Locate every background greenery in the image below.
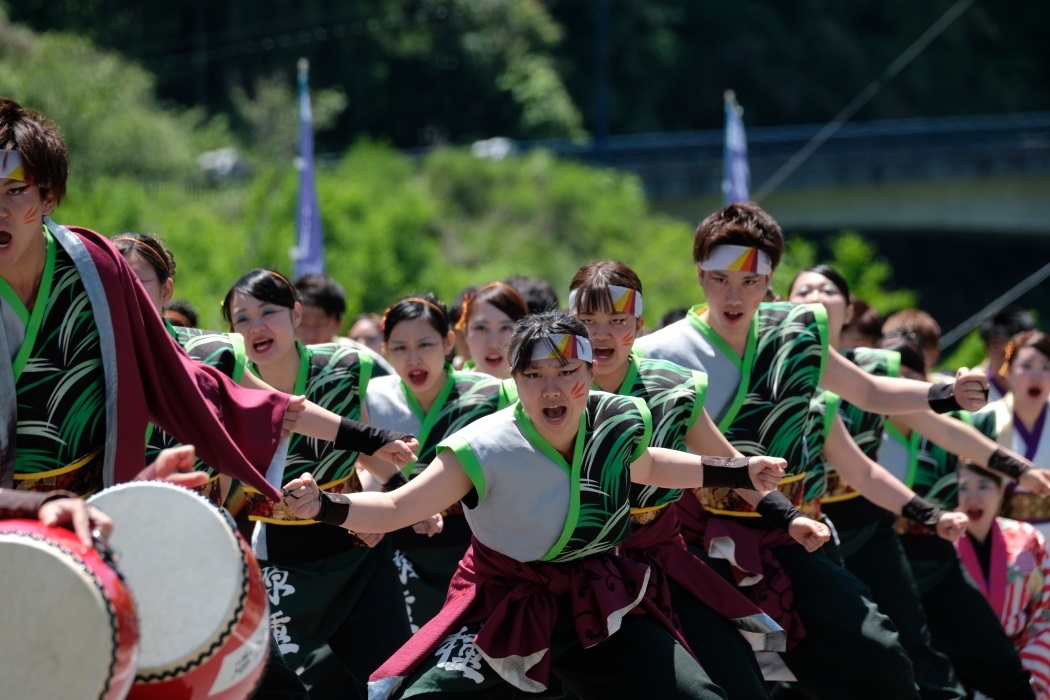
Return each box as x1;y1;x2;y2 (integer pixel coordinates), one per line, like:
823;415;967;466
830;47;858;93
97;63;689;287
2;4;1020;369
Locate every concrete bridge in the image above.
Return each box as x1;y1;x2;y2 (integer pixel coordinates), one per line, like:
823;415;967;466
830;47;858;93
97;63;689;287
507;112;1050;350
516;111;1050;236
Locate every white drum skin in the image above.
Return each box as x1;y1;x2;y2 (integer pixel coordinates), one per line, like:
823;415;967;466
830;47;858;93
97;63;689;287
0;519;140;700
89;482;270;700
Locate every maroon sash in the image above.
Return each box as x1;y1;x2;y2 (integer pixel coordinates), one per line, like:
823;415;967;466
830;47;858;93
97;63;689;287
369;537;678;692
673;496;807;649
623;503;786;652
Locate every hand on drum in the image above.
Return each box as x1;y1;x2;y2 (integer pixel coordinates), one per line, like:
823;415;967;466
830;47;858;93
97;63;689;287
282;472;323;520
748;456;787;493
135;444;209;488
38;498;113;547
376;437;420;469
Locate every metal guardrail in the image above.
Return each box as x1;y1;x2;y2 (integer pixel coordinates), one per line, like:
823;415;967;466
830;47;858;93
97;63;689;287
495;112;1050;197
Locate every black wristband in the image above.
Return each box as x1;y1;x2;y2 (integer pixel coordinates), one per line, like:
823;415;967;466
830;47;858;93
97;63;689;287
380;471;410;492
988;447;1032;480
314;491;351;526
755;491;804;529
700;456;754;489
901;495;943;527
927;383;962;414
334;417;404;455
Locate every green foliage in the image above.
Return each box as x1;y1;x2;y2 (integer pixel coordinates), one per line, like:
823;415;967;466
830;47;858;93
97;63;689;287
2;13;925;336
773;230;917;314
54;141;701;331
231;75;348;166
939;330;985;375
0;13;229;181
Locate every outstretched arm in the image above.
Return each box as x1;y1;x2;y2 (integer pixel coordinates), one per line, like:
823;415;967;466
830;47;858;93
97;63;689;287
631;447;785;493
824;415;968;542
279;397;419;469
684;409;829;550
821;352;988;415
896;411;1050;495
282;450;473;533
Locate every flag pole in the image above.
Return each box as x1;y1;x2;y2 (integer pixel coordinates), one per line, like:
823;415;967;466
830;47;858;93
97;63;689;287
722;90;750;205
292;57;324;279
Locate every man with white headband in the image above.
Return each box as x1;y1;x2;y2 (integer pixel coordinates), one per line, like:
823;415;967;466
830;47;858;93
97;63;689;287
283;310;792;699
0;96;380;700
637;201;991;700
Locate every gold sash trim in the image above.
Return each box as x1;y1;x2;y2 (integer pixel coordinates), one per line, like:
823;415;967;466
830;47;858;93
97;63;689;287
629;503;670;526
819;471;862;505
14;448;104;496
1002;489;1050;523
698;472;806;518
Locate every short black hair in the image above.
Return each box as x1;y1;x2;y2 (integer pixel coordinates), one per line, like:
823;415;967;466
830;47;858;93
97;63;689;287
294;274;347;319
979;307;1035;344
506;274;561;314
223;269;299;327
507;311;590;376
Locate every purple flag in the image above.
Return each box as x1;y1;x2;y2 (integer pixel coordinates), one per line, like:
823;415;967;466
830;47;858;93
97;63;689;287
722;90;750;204
292;58;324;278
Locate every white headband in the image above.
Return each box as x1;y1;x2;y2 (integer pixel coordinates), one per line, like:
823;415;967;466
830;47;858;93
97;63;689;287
700;245;772;274
567;285;643;317
514;333;593;365
1;150;25;181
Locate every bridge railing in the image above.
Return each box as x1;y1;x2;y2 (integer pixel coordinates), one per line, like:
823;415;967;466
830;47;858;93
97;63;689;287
502;112;1050;198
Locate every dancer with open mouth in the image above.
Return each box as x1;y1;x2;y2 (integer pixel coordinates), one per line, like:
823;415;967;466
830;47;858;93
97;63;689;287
635;201;990;700
284;310;789;700
956;460;1050;699
457;281;528;379
788;264;1050;700
357;293;517;632
567;259;830;699
223;268;421;699
974;331;1050;538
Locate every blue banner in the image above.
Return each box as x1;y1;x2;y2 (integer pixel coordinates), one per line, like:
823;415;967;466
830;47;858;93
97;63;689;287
292;58;324;278
722;90;750;204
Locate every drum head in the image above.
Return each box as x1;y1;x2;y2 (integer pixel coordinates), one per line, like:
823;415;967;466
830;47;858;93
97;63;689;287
88;482;246;679
0;528;125;699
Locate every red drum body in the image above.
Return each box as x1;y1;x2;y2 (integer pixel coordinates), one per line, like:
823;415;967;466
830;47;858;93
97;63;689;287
89;482;270;700
0;519;139;700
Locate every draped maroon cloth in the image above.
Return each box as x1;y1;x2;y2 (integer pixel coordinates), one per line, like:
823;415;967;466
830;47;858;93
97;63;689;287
623;504;786;652
369;537;681;695
71;226;286;500
674;494;807;649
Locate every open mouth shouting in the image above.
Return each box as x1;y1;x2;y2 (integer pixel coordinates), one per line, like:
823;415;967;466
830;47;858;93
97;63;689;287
407;369;429;387
541;404;569;426
592;346;615;364
723;310;745;324
1027;385;1046;400
484;353;504;369
251;336;275;356
964;507;985;523
0;229;11;249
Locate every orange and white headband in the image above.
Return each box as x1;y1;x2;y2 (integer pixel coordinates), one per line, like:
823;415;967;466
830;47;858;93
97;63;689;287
1;150;26;181
516;333;593;365
700;245;772;274
568;285;643;317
